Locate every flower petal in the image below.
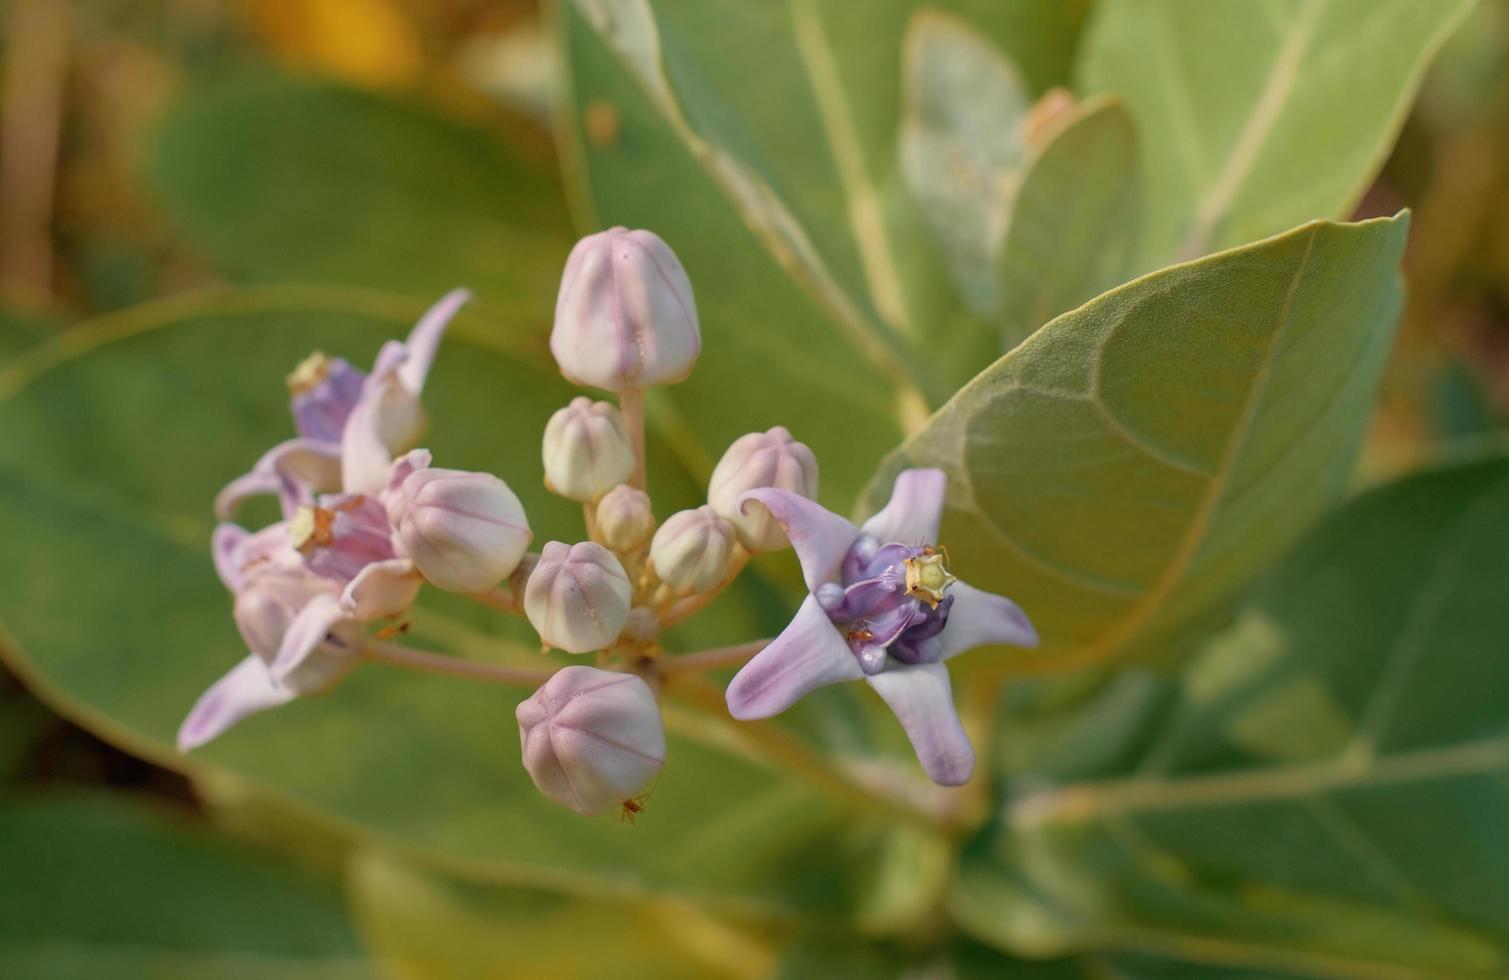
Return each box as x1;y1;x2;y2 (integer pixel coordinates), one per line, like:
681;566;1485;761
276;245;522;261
726;594;862;719
340;384;396;496
214;438;342;520
177;656;294;751
269;593;346;682
212;524;251;592
939;581;1038;659
341;558;421;621
397;288;470;393
865;662;974;786
860;468;946;546
738;489;858;591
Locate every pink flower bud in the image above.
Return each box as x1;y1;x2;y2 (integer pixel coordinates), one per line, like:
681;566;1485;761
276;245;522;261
517;666;666;816
649;506;735;596
707;426;819;551
390;467;532;593
551;227;701;392
595;484;655;552
542;397;635;502
523;541;632;653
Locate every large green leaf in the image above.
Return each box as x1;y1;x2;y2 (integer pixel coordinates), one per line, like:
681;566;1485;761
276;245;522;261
0;795;367;978
1079;0;1474;273
994;96;1138;351
557;0;1089;487
869;215;1408;674
146;74;572;317
347;850;724;979
0;290;900;919
954;454;1509;976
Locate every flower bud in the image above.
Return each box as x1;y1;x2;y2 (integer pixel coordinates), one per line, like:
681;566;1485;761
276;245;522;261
517;666;666;816
542;398;635;502
551;227;701;391
595;484;655;552
523;541;632;653
706;426;819;551
649;506;735;596
390;467;532;593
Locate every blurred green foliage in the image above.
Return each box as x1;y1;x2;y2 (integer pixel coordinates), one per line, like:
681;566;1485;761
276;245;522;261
2;0;1508;977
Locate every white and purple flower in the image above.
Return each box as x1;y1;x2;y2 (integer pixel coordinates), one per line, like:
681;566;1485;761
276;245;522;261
215;288;471;518
725;469;1037;786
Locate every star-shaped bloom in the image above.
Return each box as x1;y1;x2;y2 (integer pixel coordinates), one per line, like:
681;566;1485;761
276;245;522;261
180;493;422;751
214;288;471;519
725;469;1037;785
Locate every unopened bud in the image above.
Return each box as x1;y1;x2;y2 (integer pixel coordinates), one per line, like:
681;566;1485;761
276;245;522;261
542;397;635;502
517;666;666;816
706;426;818;551
551;227;701;392
523;541;632;653
596;485;655;552
649;506;735;595
390;466;532;593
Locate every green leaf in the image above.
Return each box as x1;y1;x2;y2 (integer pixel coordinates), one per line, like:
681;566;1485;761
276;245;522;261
558;0;1088;468
897;10;1031;319
1079;0;1474;273
0;289;900;918
955;454;1509;977
347;850;726;979
995;96;1139;351
0;794;367;978
868;215;1408;674
146;74;572;316
0;307;58;360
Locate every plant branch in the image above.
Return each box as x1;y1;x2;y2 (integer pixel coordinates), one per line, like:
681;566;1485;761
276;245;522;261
663;673;946;829
620;386;647;489
364;641;552;688
659;639;769;675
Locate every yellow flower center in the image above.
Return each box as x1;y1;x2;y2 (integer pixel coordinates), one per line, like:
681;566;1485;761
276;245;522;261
904;546;956;608
288;505;335;552
285;351;333;395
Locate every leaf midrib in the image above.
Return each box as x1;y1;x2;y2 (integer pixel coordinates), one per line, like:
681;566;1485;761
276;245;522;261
974;224;1324;673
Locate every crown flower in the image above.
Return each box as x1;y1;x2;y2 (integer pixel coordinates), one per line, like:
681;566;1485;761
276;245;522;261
725;469;1037;786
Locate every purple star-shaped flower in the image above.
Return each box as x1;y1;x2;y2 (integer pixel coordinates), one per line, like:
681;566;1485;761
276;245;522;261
726;468;1037;785
214;288;471;518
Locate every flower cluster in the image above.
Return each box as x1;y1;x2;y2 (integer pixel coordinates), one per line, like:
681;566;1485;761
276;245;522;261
181;226;1036;817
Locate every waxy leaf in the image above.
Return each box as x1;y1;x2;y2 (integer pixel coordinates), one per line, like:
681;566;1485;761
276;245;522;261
954;454;1509;977
995;97;1138;351
0;293;896;918
1080;0;1475;273
348;850;715;979
898;10;1031;318
0;796;366;978
559;0;1088;429
148;74;572;316
869;215;1408;673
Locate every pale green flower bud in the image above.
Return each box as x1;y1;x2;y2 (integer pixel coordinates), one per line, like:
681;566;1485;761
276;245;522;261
542;397;636;502
649;506;735;596
596;484;655;552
